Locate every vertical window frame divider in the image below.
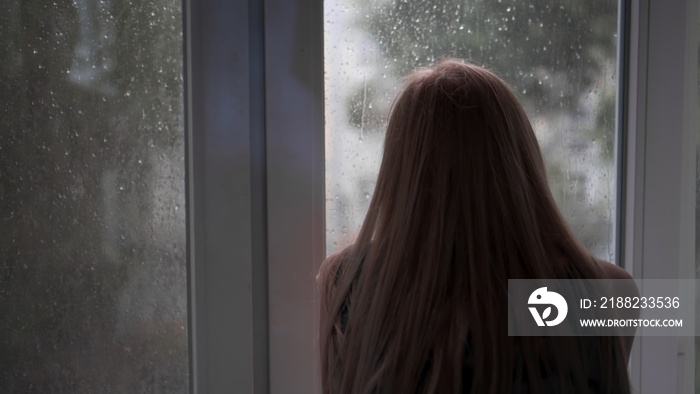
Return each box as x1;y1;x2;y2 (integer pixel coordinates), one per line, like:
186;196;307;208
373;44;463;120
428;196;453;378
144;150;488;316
264;0;325;393
185;0;270;392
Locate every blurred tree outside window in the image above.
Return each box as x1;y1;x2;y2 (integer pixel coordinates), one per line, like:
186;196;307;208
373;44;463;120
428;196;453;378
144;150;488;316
0;0;187;392
325;0;619;263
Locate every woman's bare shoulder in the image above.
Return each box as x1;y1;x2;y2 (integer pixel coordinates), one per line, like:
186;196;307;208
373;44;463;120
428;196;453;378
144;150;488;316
594;259;633;280
593;259;638;300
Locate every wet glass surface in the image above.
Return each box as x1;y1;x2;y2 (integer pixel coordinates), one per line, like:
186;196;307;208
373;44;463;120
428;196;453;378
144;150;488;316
325;0;619;262
0;1;187;391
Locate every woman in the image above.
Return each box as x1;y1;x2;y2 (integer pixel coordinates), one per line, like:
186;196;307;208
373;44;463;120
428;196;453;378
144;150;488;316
318;59;634;393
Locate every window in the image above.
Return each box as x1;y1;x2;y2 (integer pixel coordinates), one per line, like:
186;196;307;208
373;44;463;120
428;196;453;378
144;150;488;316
325;0;620;263
0;1;186;391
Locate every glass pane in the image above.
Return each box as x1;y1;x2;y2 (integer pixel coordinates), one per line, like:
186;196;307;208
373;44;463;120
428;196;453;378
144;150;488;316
324;0;619;262
0;1;187;392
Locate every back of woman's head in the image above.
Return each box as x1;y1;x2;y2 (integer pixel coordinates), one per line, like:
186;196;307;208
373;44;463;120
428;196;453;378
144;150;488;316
374;60;566;279
320;59;629;393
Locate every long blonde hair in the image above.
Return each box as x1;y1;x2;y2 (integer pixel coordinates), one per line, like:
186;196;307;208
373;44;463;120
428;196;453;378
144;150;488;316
319;59;629;393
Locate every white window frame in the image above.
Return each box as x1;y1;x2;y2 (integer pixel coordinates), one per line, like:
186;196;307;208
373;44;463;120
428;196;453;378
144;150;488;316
184;0;699;392
185;0;323;392
623;0;698;393
186;0;274;392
